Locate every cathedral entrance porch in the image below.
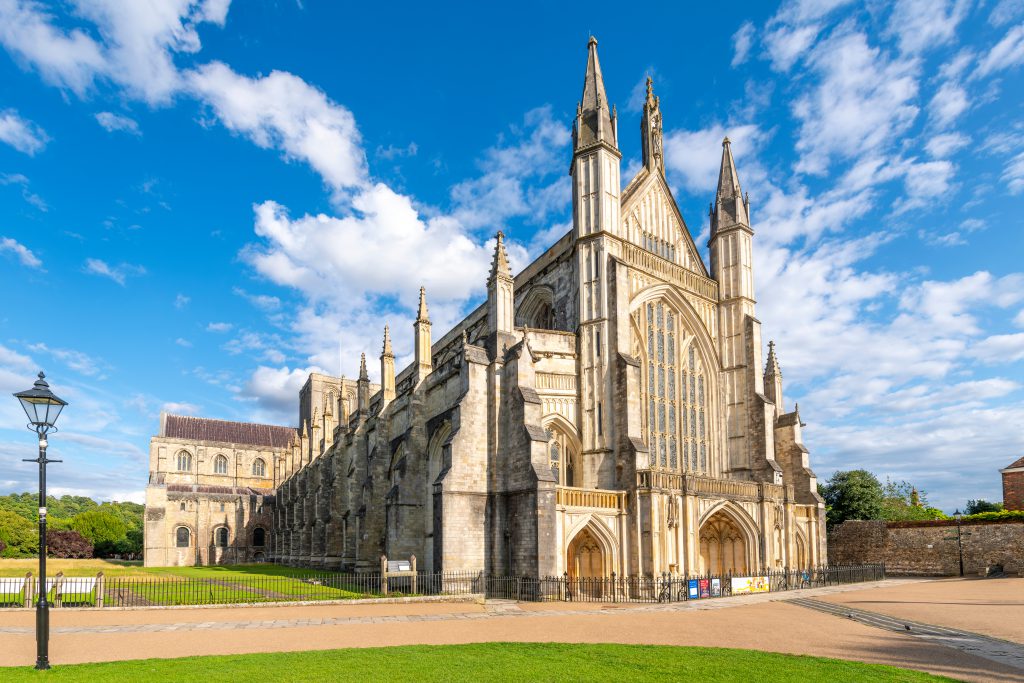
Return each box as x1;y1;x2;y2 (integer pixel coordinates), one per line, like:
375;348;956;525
698;507;755;575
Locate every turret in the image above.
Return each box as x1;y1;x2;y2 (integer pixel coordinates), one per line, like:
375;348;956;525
414;287;432;377
381;325;395;402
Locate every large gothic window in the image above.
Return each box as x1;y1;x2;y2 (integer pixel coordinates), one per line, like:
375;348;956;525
642;300;708;473
176;451;192;472
252;458;266;477
213;455;228;475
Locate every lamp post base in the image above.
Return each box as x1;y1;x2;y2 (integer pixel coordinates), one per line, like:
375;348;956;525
35;598;50;670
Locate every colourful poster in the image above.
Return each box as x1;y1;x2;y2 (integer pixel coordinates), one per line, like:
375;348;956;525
698;578;710;598
730;576;770;595
710;578;721;597
687;579;699;600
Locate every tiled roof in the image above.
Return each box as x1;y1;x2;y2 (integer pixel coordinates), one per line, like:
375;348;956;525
162;414;296;449
1005;455;1024;470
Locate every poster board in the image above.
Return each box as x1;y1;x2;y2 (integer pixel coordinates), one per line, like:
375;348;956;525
730;576;769;595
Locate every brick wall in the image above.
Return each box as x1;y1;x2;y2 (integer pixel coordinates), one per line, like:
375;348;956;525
1004;470;1024;511
829;519;1024;575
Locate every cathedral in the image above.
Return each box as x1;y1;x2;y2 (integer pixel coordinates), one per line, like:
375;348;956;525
145;37;827;577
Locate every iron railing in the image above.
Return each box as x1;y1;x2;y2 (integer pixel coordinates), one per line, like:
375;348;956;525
0;564;884;608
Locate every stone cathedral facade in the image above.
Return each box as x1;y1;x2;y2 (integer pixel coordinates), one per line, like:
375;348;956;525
146;38;827;575
267;38;827;578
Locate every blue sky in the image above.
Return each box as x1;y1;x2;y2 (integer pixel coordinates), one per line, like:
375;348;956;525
0;0;1022;512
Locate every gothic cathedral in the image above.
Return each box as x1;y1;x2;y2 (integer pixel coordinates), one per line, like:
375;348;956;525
145;38;827;576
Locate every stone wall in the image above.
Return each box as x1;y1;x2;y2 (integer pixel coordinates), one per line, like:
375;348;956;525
829;519;1024;575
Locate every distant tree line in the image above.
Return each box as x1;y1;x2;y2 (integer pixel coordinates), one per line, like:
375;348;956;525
0;493;143;560
820;470;1013;528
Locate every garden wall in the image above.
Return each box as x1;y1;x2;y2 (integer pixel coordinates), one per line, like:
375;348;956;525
828;518;1024;575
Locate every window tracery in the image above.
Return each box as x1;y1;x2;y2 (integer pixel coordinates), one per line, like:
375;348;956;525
252;458;266;477
176;451;192;472
213;454;228;475
641;300;709;473
546;428;578;487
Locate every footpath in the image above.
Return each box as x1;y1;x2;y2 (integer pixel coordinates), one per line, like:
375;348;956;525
0;577;1021;682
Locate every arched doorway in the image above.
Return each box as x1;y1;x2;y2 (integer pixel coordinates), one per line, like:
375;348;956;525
699;510;749;575
567;526;606;598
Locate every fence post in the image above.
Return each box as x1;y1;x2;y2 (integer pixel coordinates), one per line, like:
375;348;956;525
380;555;388;596
410;555;417;595
95;572;104;608
23;572;33;608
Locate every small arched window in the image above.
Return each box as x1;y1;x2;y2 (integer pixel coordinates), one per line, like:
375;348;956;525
179;502;186;512
213;454;228;474
252;527;266;547
252;458;266;477
175;527;190;547
215;527;229;547
176;451;192;472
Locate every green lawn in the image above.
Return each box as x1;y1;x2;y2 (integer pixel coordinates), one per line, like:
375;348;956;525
0;643;954;682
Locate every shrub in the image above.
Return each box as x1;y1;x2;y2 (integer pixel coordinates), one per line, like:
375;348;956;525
47;529;94;558
962;509;1024;522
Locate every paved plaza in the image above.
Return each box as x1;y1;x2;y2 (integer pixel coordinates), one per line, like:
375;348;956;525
0;577;1021;681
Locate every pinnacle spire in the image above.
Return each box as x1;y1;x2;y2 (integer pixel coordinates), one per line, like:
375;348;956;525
712;136;749;230
765;340;781;377
417;286;429;322
381;324;393;357
488;230;512;283
359;352;368;380
574;35;616;151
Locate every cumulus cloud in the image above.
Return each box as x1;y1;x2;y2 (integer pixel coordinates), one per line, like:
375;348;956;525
83;257;146;285
0;109;49;155
187;62;367;196
0;236;42;268
664;123;766;195
95;111;140;134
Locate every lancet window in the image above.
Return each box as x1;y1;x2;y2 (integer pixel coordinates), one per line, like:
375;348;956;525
642;300;708;472
546;428;578;487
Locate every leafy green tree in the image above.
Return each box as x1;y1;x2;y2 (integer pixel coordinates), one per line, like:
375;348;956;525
965;499;1003;515
820;470;884;527
880;479;946;521
71;509;127;557
0;509;38;557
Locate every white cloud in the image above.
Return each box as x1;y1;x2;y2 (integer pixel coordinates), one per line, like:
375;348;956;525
974;23;1024;78
83;257;145;285
925;132;970;158
792;30;919;175
244;365;316;423
0;236;42;268
0;109;49;155
174;293;190;308
95;111;140;134
990;0;1024;26
732;21;755;67
1003;151;1024;194
28;342;107;378
0;173;47;211
928;81;968;128
174;337;192;347
187;62;366;196
162;401;201;415
233;287;280;310
764;23;821;71
896;158;955;213
886;0;970;55
206;321;233;332
970;333;1024;363
664;123;766;195
1015;309;1024;327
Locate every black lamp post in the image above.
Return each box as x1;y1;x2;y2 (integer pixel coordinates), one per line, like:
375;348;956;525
13;372;67;671
953;509;965;578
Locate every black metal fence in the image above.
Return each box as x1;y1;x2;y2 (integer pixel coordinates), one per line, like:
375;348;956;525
0;564;883;608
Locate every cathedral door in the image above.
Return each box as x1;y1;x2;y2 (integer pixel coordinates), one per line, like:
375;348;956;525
567;527;605;597
698;511;748;575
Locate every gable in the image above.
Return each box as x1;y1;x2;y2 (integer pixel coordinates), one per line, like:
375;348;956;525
620;167;709;278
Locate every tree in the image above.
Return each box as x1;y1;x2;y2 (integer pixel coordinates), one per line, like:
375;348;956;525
880;479;946;521
821;470;884;527
71;509;127;557
0;509;38;557
965;499;1003;515
47;530;93;559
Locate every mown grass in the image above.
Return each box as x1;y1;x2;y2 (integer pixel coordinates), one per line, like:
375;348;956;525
0;643;954;682
0;561;337;580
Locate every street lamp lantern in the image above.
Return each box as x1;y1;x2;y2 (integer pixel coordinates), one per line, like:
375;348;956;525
953;509;962;522
14;372;66;434
13;371;67;671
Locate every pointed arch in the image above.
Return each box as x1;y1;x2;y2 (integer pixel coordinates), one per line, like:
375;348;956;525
564;514;619;577
517;285;557;330
698;501;761;574
542;414;582;488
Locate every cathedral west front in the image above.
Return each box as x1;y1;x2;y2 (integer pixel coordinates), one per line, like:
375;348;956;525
145;37;827;577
